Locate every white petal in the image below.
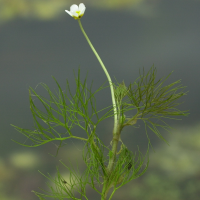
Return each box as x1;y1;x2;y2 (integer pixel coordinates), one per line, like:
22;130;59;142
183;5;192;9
70;4;78;12
65;10;72;16
79;9;85;16
79;3;86;15
79;3;86;11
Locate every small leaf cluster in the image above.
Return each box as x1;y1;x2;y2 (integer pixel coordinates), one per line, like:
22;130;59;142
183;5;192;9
32;136;149;200
11;69;114;148
127;66;188;118
33;162;89;200
114;66;189;144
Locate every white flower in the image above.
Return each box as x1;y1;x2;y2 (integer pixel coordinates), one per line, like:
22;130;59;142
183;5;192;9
65;3;86;20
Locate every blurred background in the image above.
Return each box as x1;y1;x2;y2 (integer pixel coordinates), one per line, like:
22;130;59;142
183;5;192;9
1;0;200;199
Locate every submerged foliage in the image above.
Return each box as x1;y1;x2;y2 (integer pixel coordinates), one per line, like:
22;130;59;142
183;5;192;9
12;66;188;199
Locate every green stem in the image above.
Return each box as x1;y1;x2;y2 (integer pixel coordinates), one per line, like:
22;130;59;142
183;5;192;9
77;19;118;132
78;19;122;199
